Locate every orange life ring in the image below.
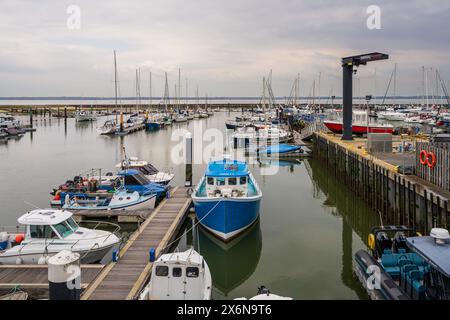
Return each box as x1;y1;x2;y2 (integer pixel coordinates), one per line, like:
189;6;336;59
419;150;427;165
427;152;436;168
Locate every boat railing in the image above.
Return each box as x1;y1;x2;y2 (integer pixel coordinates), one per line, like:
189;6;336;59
77;220;121;244
248;172;262;196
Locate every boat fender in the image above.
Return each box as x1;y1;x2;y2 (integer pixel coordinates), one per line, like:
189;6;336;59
149;248;156;262
15;257;23;265
15;234;24;244
38;256;47;265
368;233;375;250
112;249;120;262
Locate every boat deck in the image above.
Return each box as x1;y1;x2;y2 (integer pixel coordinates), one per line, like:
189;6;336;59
73;209;154;223
81;186;192;300
0;264;103;299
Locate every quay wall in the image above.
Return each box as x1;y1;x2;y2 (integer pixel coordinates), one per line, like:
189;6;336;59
313;133;450;235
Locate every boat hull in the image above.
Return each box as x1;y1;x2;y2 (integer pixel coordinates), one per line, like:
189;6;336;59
64;194;156;210
0;242;116;265
145;122;161;131
193;197;261;241
324;121;394;134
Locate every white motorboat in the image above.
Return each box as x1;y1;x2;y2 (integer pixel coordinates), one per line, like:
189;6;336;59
116;156;174;185
97;119;117;135
62;189;157;210
0;114;20;128
139;248;212;300
75;110;97;122
0;209;120;264
174;114;188;122
235;286;292;300
377;111;407;121
404;116;424;124
231;125;291;148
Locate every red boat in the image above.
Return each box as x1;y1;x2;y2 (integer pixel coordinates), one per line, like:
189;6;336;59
324;110;394;135
323;120;394;134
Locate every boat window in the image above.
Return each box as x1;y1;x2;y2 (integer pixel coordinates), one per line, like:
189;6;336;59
186;267;199;278
155;266;169;277
240;176;247;185
228;178;237;186
216;178;225;186
66;217;79;232
135;172;151;184
172;267;182;277
207;177;214;185
53;221;74;238
124;175;140;185
29;225;58;239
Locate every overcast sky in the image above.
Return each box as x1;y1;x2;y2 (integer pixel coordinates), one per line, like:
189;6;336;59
0;0;449;98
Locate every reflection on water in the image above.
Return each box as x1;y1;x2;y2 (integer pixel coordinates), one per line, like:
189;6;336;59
177;220;262;297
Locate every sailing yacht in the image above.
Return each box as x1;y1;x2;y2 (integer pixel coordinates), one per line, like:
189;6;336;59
98;51;120;135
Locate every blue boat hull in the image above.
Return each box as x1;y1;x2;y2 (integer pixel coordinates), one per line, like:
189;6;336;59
145;122;160;131
193;197;261;241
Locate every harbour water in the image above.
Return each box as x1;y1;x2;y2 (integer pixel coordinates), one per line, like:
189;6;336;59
0;111;380;299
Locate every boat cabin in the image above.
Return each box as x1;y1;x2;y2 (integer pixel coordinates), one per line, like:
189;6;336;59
203;159;251;198
18;210;80;241
149;249;210;300
406;230;450;300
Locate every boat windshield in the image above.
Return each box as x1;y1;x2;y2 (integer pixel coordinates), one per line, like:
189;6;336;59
66;217;79;232
139;164;159;175
53;221;74;238
124;173;151;186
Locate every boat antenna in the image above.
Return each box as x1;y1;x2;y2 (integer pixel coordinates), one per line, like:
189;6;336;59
24;201;43;210
378;210;384;228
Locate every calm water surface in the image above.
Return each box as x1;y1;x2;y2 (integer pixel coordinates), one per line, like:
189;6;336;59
0;112;380;299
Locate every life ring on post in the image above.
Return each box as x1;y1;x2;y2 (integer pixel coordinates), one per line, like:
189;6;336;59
419;150;427;165
426;152;436;168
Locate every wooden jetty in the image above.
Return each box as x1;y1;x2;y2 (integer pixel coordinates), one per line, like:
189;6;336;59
81;186;192;300
0;264;104;299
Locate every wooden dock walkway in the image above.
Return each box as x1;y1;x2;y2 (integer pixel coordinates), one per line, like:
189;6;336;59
81;186;192;300
0;264;103;298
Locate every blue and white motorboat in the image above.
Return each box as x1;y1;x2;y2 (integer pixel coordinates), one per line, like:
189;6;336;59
116;169;168;196
116;157;174;185
62;189;157;210
192;158;262;241
258;144;311;157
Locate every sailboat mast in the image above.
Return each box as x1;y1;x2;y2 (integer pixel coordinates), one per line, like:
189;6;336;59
178;68;181;110
262;77;267;125
114;51;118;109
393;63;397;107
164;72;169;113
149;71;152;108
422;66;425;106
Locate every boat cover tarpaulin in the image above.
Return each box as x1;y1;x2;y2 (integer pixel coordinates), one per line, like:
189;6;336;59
407;236;450;277
205;159;248;177
259;144;301;154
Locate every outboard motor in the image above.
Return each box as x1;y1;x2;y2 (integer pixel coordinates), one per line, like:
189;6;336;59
376;232;393;257
393;232;408;253
257;286;270;296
